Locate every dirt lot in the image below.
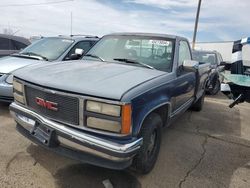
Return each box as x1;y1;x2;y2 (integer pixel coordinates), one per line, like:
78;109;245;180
0;94;250;188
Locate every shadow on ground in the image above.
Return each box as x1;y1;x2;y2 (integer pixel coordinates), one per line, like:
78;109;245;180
27;144;141;188
0;102;10;117
172;94;242;137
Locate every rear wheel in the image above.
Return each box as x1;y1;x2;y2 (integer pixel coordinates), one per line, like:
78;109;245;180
207;78;220;95
132;113;162;174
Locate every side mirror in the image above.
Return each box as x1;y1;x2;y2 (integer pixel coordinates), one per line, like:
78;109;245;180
69;54;80;60
75;48;84;56
183;60;199;70
68;48;84;60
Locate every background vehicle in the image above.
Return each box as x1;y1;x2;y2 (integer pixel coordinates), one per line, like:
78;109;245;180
221;37;250;107
0;34;30;58
10;33;210;174
0;35;99;102
192;50;225;95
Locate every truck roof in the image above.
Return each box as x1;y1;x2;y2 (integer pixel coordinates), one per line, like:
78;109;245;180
56;35;99;41
104;32;183;40
193;49;220;54
192;50;220;54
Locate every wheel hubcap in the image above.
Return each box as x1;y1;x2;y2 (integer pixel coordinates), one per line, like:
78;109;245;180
147;130;156;156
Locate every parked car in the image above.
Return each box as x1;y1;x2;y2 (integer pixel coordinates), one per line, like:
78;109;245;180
0;35;99;102
10;33;210;174
192;50;225;95
0;34;30;58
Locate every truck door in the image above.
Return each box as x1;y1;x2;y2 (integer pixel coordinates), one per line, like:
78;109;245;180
173;40;196;111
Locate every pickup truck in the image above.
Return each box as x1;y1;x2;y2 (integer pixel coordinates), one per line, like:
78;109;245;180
192;50;225;95
10;33;210;174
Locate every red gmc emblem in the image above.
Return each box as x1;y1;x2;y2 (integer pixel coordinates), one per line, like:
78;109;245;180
35;97;58;111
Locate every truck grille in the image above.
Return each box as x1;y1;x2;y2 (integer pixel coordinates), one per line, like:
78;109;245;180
25;85;79;125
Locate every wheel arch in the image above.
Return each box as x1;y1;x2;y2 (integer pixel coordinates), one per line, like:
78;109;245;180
135;102;171;136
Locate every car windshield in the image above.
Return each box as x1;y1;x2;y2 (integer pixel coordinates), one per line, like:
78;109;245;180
20;37;74;61
193;51;217;65
83;35;175;72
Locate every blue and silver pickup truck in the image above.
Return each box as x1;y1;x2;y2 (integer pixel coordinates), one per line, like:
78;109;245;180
10;33;210;174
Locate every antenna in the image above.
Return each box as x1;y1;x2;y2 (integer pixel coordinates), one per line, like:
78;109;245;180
70;11;72;36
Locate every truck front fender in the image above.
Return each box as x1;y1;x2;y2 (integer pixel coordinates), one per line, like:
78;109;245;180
131;94;171;136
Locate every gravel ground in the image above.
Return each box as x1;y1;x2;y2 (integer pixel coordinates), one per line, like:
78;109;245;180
0;94;250;188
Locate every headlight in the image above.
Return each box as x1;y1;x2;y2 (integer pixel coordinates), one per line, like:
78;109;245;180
13;79;25;104
13;92;25;104
86;100;121;117
5;74;14;84
85;100;131;134
13;79;23;93
87;117;121;132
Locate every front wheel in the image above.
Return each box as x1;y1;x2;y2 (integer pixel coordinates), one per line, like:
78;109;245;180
132;113;162;174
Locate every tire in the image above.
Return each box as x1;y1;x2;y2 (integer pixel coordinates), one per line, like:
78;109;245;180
207;78;220;95
191;93;205;111
132;113;162;174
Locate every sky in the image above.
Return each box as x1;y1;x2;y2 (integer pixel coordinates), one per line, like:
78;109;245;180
0;0;249;42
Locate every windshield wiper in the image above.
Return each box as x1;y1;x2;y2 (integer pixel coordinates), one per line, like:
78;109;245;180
10;53;40;60
85;54;105;62
113;58;155;69
21;52;48;61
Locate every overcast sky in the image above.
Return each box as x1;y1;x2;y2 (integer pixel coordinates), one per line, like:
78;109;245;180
0;0;249;42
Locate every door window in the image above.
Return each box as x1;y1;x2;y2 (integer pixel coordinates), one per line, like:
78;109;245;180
66;41;93;59
217;53;223;64
178;41;191;66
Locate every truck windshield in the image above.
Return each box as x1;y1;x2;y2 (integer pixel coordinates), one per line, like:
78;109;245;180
20;38;74;61
193;52;217;65
84;35;174;72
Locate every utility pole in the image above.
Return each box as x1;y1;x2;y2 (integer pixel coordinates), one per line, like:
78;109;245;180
192;0;202;49
70;11;73;36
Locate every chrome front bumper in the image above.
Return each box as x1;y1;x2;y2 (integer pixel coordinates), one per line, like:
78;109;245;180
10;102;143;169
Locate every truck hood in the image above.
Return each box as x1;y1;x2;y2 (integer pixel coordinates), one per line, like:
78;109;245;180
0;56;41;74
13;60;165;100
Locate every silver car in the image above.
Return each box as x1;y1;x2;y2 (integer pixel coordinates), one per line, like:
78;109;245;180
0;35;98;102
